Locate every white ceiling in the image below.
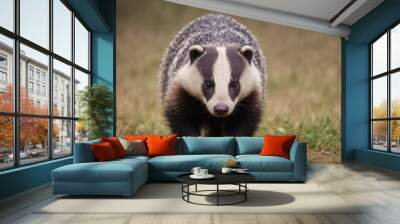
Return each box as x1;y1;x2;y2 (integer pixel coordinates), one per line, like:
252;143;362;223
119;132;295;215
164;0;384;38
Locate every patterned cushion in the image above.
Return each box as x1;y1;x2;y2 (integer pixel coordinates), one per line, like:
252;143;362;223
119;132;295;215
119;138;147;156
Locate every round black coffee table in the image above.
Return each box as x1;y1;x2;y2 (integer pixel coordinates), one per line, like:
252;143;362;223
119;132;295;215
177;173;255;206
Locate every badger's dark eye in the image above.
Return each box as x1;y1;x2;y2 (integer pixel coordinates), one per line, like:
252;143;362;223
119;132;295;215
229;81;239;88
204;80;214;88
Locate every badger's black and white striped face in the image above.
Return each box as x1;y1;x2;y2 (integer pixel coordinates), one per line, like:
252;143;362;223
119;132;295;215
175;45;263;117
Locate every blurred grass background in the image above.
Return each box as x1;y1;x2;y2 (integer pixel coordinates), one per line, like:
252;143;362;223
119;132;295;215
116;0;341;163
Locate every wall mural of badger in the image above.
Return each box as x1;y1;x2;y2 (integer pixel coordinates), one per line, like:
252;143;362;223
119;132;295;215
160;14;266;137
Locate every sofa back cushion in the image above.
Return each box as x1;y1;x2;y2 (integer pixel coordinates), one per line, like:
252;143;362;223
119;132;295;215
91;142;118;161
101;137;127;158
119;138;147;156
73;139;100;163
124;135;148;141
236;137;264;155
147;134;178;157
260;135;296;159
180;137;235;155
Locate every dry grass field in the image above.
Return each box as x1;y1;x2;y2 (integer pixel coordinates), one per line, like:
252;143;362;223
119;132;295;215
116;0;341;163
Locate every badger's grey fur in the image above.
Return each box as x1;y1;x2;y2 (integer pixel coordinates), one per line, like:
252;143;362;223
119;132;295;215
159;14;266;137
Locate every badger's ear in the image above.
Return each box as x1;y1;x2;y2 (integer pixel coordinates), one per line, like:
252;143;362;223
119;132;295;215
189;45;205;64
239;45;253;64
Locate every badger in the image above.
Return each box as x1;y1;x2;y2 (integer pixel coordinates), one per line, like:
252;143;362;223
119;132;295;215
159;14;266;137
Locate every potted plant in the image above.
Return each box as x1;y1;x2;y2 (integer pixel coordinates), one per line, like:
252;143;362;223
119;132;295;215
79;84;113;140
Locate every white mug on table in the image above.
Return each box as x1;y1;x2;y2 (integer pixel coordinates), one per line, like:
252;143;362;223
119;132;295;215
221;167;232;173
191;167;202;176
200;168;208;176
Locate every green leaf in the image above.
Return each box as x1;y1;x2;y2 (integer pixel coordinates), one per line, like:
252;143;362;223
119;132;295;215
79;84;113;140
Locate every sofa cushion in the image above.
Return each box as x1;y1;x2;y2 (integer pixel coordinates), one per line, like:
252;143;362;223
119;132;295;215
180;137;235;155
73;140;100;163
147;134;177;157
236;137;264;155
124;135;148;142
116;155;150;163
236;155;293;172
260;135;296;159
91;142;118;161
101;137;127;158
119;138;147;156
53;158;147;183
149;154;235;172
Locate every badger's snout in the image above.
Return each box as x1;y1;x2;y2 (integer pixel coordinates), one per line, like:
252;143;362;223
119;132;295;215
213;103;229;116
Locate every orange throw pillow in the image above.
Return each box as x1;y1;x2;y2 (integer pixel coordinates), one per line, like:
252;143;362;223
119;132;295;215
146;134;177;157
101;137;127;158
124;135;148;141
260;135;296;159
91;142;117;161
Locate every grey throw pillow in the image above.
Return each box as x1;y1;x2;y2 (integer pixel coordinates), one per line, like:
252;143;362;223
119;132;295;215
119;138;147;156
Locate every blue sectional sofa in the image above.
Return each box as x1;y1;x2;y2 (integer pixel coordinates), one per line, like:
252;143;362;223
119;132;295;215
52;137;307;196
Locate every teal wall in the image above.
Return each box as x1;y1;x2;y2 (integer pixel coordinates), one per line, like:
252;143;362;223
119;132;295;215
0;0;116;200
0;158;72;199
69;0;116;134
91;0;116;135
341;42;369;160
92;32;116;135
342;0;400;171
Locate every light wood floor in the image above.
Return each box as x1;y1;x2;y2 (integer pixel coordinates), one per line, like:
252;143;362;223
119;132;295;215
1;162;400;224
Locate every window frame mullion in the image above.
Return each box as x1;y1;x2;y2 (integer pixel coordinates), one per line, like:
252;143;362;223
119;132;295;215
48;0;54;160
13;0;20;167
387;29;391;153
71;9;76;159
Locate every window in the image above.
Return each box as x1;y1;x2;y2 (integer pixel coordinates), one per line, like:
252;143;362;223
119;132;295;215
0;116;13;170
0;54;7;87
53;119;72;158
28;67;34;80
53;59;72;117
35;84;40;95
0;0;91;170
0;34;13;112
20;0;49;48
371;23;400;153
0;54;7;67
28;81;34;94
42;85;46;97
53;0;72;60
0;71;6;85
0;0;13;32
74;69;89;118
75;18;90;70
19;117;49;165
35;70;40;81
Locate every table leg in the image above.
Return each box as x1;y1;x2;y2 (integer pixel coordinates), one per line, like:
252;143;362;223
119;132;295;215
187;184;190;202
245;183;247;201
217;184;219;206
195;184;197;192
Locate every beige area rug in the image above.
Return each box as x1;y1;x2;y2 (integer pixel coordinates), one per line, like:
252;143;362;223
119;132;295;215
38;183;362;214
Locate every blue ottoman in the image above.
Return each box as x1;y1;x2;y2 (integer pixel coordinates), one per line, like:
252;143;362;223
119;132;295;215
52;157;148;196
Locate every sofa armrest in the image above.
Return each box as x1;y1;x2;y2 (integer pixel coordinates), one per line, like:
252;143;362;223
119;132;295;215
73;140;99;163
289;142;307;182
